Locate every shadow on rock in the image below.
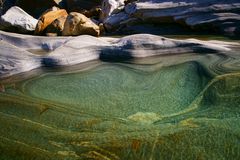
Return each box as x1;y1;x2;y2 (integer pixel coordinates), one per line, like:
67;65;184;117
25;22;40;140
100;46;134;62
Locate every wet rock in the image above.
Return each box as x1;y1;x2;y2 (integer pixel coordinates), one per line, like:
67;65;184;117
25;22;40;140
62;12;100;36
34;8;68;35
0;6;38;33
15;0;63;18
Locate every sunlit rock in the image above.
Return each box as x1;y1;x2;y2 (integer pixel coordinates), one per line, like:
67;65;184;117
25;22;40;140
0;6;38;33
34;7;68;35
62;12;100;36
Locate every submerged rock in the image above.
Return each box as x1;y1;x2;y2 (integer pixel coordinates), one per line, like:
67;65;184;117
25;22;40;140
62;12;100;36
127;112;162;124
0;6;38;33
34;8;68;36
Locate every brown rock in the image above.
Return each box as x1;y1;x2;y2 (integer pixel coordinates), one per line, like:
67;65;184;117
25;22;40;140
35;8;68;35
45;15;67;36
15;0;63;18
62;12;100;36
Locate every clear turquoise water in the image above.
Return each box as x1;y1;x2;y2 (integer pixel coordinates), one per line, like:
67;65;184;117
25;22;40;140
0;38;240;159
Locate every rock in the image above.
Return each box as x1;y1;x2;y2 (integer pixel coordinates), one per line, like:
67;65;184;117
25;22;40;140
104;0;240;36
127;112;162;124
66;0;101;12
100;0;125;22
45;15;67;36
0;6;38;33
103;11;129;31
62;12;100;36
1;30;238;78
15;0;63;18
0;40;41;77
34;8;68;35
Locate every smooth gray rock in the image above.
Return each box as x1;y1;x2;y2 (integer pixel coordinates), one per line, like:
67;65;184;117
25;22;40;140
0;6;38;33
104;0;240;35
0;40;41;77
0;30;238;78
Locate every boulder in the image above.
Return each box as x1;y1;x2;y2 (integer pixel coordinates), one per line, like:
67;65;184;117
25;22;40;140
45;15;68;36
62;12;100;36
100;0;125;22
133;0;240;34
34;8;68;35
104;0;240;36
103;11;129;31
0;6;38;33
66;0;101;12
15;0;64;18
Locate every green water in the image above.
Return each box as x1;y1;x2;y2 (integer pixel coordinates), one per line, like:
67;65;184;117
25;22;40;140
0;40;240;159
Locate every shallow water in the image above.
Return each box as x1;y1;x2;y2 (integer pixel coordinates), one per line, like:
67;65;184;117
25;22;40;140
0;37;240;159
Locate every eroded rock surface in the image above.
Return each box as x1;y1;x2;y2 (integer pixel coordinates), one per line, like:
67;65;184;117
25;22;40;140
0;30;239;78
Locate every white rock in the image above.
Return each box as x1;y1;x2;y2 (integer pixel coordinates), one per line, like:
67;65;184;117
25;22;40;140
0;6;38;33
100;0;125;22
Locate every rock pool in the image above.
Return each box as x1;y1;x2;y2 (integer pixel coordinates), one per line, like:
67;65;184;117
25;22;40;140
0;34;240;159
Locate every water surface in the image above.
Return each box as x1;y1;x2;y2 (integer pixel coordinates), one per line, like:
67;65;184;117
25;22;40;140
0;37;240;160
